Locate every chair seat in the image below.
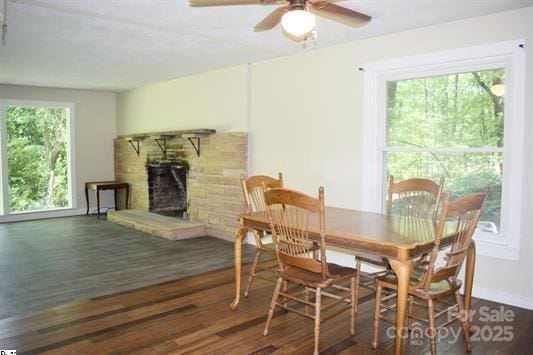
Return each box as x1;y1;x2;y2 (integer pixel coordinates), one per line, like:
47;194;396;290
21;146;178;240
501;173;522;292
356;252;390;268
279;263;355;288
375;272;462;299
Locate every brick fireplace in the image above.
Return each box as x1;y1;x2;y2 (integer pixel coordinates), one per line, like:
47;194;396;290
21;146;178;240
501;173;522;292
114;131;247;241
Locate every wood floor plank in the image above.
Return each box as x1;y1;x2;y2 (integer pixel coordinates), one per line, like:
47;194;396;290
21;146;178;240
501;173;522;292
0;265;530;354
17;304;197;354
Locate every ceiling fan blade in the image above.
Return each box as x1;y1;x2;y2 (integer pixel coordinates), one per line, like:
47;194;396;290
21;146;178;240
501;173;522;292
309;2;371;28
189;0;273;7
254;6;287;31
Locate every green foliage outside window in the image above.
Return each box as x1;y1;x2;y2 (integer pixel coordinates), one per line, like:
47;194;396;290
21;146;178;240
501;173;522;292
386;69;505;233
6;106;69;212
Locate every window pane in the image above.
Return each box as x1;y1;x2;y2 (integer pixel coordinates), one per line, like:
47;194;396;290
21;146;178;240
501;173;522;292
385;152;502;234
387;69;505;148
6;106;70;213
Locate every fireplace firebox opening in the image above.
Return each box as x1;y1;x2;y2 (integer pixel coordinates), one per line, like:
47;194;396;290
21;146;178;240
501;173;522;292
147;163;188;218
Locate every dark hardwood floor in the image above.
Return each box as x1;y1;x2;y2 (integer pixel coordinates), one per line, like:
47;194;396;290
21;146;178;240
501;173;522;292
0;265;530;354
1;216;530;353
0;215;255;319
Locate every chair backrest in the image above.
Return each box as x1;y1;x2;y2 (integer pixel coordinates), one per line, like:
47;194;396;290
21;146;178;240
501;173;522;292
387;176;445;220
419;189;488;291
264;187;328;279
240;173;284;213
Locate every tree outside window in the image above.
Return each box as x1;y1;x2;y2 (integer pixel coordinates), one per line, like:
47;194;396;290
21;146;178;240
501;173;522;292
5;105;70;213
385;69;505;234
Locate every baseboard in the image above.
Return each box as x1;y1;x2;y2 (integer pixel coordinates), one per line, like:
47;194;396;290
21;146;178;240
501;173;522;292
245;237;383;274
206;227;234;242
0;208;87;223
245;232;255;245
245;231;272;245
245;236;533;310
333;248;533;310
472;286;533;310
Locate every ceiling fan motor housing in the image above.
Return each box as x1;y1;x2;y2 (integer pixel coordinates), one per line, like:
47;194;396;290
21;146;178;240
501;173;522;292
288;0;307;11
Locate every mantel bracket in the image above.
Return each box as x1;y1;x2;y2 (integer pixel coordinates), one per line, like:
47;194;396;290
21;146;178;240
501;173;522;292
154;138;167;159
188;137;201;157
128;139;140;156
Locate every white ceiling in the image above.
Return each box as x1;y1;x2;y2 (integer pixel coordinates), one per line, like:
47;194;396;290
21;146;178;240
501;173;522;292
0;0;531;92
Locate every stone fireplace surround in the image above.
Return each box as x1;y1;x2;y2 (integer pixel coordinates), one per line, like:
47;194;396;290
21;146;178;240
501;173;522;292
114;131;247;241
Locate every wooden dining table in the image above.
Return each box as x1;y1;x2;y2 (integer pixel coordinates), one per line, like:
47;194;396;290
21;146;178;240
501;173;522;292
231;206;476;355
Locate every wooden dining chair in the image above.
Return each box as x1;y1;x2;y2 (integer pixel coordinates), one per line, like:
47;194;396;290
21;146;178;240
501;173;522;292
386;176;446;220
240;173;284;297
262;187;358;355
355;176;445;288
372;190;488;355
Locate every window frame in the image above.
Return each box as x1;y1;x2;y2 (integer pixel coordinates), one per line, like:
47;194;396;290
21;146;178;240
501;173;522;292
0;99;77;216
362;40;525;261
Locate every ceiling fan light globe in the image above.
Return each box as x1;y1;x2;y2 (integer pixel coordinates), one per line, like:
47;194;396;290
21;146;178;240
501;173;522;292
281;9;316;37
281;28;306;42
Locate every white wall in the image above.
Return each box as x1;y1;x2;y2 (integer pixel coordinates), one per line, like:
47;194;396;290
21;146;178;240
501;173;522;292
0;84;117;215
116;65;249;134
249;8;533;307
116;7;533;307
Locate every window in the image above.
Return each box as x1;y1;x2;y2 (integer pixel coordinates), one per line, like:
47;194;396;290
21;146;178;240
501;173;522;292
362;40;525;260
0;100;75;216
386;68;504;233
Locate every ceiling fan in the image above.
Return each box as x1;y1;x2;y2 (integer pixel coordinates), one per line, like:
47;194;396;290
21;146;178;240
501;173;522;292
189;0;371;41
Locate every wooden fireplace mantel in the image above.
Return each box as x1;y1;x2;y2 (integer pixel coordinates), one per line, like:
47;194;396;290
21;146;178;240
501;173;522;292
117;128;216;141
117;129;216;157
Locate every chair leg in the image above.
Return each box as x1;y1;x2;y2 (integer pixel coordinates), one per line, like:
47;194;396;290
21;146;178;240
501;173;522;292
372;284;382;349
304;287;310;316
350;275;358;336
282;281;288;309
355;259;362;289
408;296;414;332
244;249;262;297
351;259;361;336
355;260;361;302
263;277;283;336
314;287;322;355
427;299;437;355
455;291;472;352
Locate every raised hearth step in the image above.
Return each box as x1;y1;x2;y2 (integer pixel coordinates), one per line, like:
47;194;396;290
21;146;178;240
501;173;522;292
108;209;206;240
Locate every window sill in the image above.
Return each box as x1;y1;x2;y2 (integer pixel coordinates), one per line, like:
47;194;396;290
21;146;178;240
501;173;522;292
0;208;86;223
474;237;520;261
8;206;73;215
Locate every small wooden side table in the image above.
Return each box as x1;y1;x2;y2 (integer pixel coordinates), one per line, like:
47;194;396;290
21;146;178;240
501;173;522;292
85;181;130;219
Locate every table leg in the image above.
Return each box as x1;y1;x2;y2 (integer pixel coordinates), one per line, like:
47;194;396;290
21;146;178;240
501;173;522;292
389;259;414;355
230;224;247;310
464;240;476;327
125;186;129;210
96;189;101;219
114;189;118;211
85;185;89;215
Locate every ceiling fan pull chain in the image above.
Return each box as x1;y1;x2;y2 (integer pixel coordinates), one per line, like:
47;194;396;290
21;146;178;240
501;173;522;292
311;29;318;42
301;29;317;49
